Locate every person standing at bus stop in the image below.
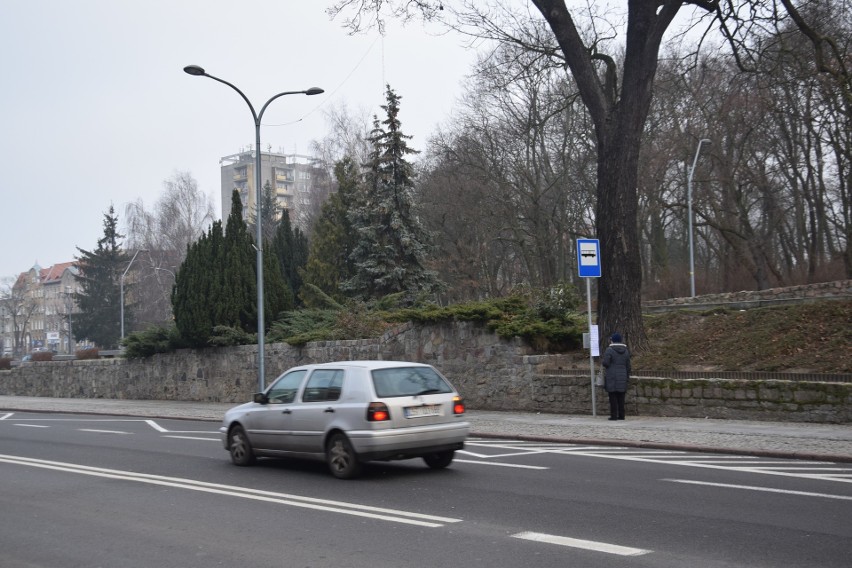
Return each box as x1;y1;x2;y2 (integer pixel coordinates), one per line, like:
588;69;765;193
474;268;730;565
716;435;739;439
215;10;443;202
602;332;631;420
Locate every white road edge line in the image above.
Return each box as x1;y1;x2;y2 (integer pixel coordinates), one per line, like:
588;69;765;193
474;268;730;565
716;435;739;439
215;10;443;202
664;479;852;501
512;531;651;556
78;429;132;434
13;424;50;428
0;454;462;527
162;435;220;441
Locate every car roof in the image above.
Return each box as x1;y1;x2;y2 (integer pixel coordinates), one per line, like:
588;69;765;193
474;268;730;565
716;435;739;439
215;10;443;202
296;360;432;371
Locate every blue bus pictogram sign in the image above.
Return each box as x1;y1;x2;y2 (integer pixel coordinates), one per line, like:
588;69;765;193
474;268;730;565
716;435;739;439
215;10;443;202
577;239;601;278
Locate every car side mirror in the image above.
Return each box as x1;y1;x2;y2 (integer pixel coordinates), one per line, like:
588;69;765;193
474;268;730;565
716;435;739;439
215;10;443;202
253;392;269;405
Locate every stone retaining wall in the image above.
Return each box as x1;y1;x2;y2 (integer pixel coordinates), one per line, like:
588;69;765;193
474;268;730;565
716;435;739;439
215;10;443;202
643;279;852;311
1;320;849;423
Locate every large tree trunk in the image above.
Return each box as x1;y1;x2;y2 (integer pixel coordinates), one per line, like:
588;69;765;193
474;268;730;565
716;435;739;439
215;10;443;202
597;125;647;348
533;0;681;351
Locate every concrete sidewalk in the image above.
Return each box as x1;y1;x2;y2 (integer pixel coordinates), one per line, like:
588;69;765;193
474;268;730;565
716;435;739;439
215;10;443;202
1;396;850;462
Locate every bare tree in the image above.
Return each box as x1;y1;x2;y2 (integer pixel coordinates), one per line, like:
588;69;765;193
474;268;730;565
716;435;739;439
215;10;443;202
125;171;216;257
329;0;732;348
123;171;215;329
303;102;374;235
419;39;597;299
0;275;38;356
716;0;851;277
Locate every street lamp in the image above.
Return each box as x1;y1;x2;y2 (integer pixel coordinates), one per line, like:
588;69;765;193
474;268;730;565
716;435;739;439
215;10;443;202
687;138;711;298
183;64;323;391
120;249;147;342
64;285;74;354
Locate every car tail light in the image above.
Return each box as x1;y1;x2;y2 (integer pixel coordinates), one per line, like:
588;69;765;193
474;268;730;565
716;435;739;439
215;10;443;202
367;402;390;422
452;396;465;415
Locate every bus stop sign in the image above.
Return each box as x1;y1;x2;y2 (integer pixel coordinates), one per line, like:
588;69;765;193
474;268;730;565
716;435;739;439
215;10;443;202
577;239;601;278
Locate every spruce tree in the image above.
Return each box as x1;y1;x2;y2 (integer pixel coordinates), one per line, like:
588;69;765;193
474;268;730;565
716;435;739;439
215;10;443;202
173;190;292;346
173;221;225;346
301;157;360;305
272;209;308;306
249;180;280;244
262;245;293;321
222;190;256;330
74;206;130;349
343;86;441;302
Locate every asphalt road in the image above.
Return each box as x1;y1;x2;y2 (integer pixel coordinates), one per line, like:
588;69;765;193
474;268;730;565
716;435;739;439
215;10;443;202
1;412;851;568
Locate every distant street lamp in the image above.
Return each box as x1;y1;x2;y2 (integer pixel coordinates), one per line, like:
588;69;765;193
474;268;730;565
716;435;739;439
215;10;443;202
687;139;711;298
183;64;323;391
64;285;74;354
120;249;147;342
154;267;175;278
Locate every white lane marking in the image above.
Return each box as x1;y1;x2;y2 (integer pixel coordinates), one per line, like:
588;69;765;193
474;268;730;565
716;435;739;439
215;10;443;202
460;446;551;459
0;454;462;527
676;460;836;465
561;450;852;484
162;435;220;442
733;467;852;471
2;418;150;423
454;459;548;470
145;420;168;432
665;479;852;501
0;416;217;436
78;429;132;434
512;531;651;556
13;424;50;428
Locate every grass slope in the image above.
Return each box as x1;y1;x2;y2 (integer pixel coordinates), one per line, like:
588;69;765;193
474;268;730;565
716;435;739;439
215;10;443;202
633;300;851;373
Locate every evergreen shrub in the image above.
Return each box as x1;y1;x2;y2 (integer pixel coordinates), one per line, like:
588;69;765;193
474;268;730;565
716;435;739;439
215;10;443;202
122;326;182;358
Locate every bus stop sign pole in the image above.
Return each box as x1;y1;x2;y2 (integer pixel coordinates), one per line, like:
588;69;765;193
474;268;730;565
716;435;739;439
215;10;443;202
577;239;601;416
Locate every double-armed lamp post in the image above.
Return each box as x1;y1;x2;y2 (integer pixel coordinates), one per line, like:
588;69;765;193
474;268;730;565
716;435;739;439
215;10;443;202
687;138;711;298
120;248;147;341
183;65;323;392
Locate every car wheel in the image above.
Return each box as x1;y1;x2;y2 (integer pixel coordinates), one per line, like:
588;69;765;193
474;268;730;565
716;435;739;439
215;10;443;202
423;450;455;469
228;425;256;466
326;433;362;479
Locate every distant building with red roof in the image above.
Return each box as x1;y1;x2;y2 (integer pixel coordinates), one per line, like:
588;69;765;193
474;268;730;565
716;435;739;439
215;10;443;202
1;261;80;356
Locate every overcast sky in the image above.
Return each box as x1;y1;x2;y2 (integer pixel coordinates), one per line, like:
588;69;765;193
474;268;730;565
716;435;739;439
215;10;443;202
0;0;481;281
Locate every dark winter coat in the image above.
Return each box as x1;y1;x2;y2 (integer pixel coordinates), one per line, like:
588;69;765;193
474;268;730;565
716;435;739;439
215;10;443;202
602;343;631;393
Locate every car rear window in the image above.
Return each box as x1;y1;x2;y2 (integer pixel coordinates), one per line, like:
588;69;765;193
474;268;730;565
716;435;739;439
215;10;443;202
371;367;454;398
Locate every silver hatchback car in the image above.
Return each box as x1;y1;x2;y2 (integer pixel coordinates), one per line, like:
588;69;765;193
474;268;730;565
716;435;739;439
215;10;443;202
220;360;470;478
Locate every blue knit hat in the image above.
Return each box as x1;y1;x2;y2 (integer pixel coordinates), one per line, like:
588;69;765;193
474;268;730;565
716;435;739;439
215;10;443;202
611;332;622;343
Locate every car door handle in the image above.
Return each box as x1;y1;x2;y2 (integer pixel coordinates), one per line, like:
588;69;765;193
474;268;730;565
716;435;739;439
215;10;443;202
324;407;335;413
281;409;292;414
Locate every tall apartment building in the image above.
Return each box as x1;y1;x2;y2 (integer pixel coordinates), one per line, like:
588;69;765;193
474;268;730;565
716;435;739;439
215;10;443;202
219;148;322;229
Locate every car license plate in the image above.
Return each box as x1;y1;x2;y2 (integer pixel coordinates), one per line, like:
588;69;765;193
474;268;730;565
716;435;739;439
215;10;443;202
404;404;441;418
